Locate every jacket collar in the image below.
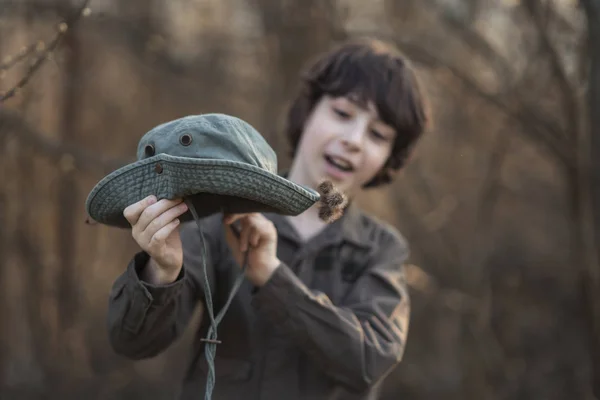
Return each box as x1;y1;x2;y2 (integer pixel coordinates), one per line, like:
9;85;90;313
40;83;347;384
338;201;370;249
266;200;370;251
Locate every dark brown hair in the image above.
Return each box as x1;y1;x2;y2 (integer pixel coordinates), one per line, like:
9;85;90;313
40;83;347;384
285;38;430;187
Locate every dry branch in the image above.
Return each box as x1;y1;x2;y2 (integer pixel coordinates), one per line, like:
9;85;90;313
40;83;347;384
0;44;37;71
522;0;579;136
347;30;574;169
0;0;91;102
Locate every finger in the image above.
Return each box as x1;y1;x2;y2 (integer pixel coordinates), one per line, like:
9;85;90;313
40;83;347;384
229;220;242;239
223;213;251;225
239;217;252;253
150;218;181;245
124;195;157;226
247;214;276;241
137;198;184;232
249;226;261;248
143;201;188;239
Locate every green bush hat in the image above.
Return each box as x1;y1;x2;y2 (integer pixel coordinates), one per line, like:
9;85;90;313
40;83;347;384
85;113;322;228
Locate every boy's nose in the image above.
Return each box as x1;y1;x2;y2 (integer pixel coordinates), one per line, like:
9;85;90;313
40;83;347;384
341;125;365;152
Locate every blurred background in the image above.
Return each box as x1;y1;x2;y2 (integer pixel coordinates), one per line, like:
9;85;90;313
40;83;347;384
1;0;599;399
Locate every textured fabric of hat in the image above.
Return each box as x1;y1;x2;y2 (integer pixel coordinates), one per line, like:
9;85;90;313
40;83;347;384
85;113;320;228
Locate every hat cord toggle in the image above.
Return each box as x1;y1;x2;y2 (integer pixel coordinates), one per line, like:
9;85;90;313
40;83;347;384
184;199;248;400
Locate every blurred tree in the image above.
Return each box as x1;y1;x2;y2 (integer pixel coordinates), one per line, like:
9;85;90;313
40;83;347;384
251;0;344;158
377;0;594;398
580;0;600;397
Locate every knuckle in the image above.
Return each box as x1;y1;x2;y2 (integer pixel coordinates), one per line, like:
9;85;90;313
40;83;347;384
153;231;165;243
146;232;157;245
123;207;134;221
137;233;149;247
140;205;154;219
136;211;148;225
148;234;161;247
260;219;273;230
132;227;143;240
147;219;160;234
168;205;182;218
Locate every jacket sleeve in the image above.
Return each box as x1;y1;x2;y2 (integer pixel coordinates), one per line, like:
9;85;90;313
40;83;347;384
251;229;410;393
106;220;218;360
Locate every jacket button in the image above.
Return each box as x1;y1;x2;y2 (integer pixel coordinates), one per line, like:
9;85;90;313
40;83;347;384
155;163;163;174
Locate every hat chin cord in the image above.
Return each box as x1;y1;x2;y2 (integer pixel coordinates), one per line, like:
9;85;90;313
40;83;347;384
184;198;248;400
182;181;346;399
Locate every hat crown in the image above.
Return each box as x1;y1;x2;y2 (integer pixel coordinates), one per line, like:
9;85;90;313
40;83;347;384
136;114;278;173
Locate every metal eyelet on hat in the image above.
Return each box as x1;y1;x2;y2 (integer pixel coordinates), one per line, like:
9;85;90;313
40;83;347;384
179;134;192;146
144;144;155;157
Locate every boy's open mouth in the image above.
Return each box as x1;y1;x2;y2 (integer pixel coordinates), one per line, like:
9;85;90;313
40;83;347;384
324;155;354;172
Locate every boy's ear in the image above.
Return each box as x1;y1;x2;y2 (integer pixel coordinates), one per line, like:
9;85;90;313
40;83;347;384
405;147;417;165
363;167;392;188
386;167;402;181
389;148;417;180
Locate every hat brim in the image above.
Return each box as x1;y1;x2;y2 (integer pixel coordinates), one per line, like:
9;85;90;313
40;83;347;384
85;154;320;228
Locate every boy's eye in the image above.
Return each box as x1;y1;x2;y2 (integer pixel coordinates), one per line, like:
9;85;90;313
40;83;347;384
371;129;389;141
333;108;351;119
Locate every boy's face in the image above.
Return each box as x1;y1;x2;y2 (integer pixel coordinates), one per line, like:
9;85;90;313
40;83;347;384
293;95;396;196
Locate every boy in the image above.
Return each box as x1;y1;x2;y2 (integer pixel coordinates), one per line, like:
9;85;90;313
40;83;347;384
107;38;429;399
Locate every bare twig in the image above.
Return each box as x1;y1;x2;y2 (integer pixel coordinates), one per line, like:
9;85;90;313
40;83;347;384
522;0;579;138
430;55;570;167
420;0;513;83
345;30;573;168
0;0;74;16
0;44;37;70
0;0;91;102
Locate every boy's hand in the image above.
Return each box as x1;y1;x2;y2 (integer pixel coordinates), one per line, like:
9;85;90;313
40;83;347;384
123;195;188;284
223;213;281;287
